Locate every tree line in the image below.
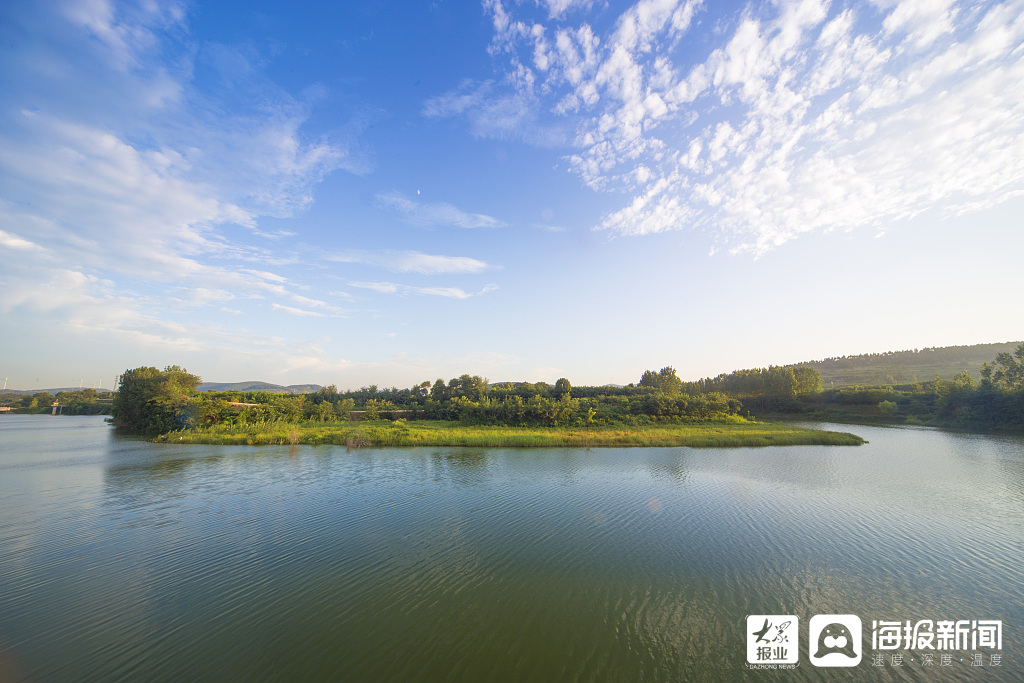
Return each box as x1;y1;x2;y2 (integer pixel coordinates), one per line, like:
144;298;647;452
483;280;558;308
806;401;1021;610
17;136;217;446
0;388;114;415
795;344;1024;431
628;351;1023;431
106;344;1024;434
110;368;744;433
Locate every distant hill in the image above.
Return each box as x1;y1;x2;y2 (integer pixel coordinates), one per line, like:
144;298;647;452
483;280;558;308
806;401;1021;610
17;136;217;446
788;341;1021;388
198;381;321;395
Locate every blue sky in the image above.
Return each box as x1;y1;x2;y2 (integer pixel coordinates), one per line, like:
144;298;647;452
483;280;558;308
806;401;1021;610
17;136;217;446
1;0;1022;391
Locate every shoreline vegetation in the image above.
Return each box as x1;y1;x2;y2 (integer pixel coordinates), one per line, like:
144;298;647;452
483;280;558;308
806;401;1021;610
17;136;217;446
166;419;867;449
108;365;870;448
24;342;1013;447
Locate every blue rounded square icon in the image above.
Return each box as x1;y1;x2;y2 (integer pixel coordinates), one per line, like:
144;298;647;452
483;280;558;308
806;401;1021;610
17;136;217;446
746;615;799;664
809;614;862;667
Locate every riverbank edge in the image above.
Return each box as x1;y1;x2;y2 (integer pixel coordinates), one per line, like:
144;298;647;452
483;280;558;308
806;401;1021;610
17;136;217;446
760;410;1024;435
161;420;866;448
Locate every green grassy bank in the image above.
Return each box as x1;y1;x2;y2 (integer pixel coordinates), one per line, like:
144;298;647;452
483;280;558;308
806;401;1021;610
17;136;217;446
163;419;865;448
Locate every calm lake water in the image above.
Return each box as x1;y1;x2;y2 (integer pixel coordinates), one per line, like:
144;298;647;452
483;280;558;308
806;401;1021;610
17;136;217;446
0;415;1022;682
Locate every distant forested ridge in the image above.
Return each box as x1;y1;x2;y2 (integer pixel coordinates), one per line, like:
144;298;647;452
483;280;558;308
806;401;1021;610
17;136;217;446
798;343;1024;432
197;381;321;395
788;341;1021;388
654;344;1024;432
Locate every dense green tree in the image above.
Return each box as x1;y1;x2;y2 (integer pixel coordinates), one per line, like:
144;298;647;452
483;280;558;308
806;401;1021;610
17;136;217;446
554;378;572;397
336;398;355;420
192;396;233;427
363;398;395;421
111;366;202;432
317;385;340;402
657;367;682;395
638;370;660;389
26;392;54;408
980;362;994;389
430;379;448;402
448;374;488;401
763;366;799;410
112;367;164;430
793;366;823;395
952;371;975;389
878;400;898;415
311;402;335;422
638;366;682;394
990;343;1024;389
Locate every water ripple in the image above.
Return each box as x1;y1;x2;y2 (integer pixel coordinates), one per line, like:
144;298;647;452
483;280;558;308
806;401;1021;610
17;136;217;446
0;417;1022;681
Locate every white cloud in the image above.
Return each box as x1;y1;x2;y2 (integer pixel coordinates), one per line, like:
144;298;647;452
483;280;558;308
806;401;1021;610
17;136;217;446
272;303;327;317
376;190;506;229
186;288;235;305
350;281;401;295
540;0;598;20
62;0;186;72
423;79;567;146
0;229;46;252
873;0;958;49
477;0;1024;253
612;0;699;54
0;113;247;280
0;263;249;357
349;281;498;299
394;252;490;274
290;294;336;309
0;1;357;345
327;249;491;274
415;287;475;299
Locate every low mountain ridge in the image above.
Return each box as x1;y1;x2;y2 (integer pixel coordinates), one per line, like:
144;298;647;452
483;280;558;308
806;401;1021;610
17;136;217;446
786;341;1020;388
198;381;321;395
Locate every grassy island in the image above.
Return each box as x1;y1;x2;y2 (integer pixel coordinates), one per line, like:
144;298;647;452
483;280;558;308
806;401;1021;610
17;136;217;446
109;365;873;448
165;419;865;448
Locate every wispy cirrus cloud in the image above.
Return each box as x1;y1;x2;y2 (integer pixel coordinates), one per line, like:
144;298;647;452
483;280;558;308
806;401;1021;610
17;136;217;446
423;79;568;146
460;0;1024;253
376;190;506;229
179;287;235;305
61;0;187;72
518;0;598;21
0;0;358;345
349;281;499;299
0;228;46;252
0;253;359;378
272;303;327;317
327;249;492;274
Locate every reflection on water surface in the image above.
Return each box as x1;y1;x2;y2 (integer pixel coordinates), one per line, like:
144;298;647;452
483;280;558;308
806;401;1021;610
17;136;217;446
1;416;1022;681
